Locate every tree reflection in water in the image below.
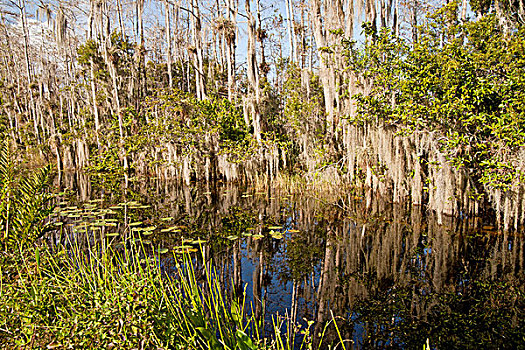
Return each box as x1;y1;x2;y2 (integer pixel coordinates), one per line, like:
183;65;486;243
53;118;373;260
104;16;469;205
56;173;525;349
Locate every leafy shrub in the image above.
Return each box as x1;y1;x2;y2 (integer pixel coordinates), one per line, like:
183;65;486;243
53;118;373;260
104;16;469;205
346;4;525;190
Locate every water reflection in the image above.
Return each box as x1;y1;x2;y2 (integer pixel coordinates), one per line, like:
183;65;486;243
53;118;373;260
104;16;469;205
52;173;525;349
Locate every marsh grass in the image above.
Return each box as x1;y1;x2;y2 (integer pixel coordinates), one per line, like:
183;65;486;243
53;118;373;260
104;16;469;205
0;238;343;349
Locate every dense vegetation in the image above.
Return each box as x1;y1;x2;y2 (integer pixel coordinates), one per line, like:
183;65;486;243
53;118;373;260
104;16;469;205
348;5;525;190
0;0;524;226
1;0;525;347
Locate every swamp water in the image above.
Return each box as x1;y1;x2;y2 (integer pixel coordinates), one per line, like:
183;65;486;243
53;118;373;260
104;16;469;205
49;173;524;349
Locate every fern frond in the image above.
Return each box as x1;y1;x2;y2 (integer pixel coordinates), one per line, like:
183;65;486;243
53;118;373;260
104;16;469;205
0;142;54;251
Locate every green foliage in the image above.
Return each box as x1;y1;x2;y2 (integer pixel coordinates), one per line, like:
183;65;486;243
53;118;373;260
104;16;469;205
346;6;525;190
77;39;100;66
143;89;256;163
0;241;335;349
0;142;53;251
282;63;324;136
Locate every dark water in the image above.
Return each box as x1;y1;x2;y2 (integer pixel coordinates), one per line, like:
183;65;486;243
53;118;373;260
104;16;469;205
50;173;525;349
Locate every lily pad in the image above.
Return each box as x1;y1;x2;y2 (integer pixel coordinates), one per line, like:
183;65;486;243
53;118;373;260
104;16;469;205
174;246;198;254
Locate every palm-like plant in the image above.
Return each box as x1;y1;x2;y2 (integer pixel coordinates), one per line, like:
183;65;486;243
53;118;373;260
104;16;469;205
0;142;53;251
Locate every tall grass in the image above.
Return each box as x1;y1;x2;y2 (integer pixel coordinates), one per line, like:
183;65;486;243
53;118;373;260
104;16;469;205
0;239;344;349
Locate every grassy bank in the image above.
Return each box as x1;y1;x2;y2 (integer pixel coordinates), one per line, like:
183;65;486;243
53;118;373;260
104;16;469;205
0;242;262;349
1;239;346;349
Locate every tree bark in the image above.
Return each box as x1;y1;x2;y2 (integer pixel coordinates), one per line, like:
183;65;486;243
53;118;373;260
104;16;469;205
165;0;174;89
245;0;262;141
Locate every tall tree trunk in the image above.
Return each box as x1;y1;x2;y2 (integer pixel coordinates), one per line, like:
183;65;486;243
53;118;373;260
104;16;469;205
286;0;298;63
411;0;418;43
116;0;125;35
135;0;146;104
393;0;399;36
380;0;387;28
256;0;267;77
165;0;173;89
226;0;238;101
245;0;262;142
461;0;467;22
310;0;347;136
90;60;101;146
191;0;206;100
18;0;39;142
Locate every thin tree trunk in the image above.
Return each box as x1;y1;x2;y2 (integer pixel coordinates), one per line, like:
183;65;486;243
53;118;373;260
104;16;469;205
226;0;238;101
18;0;39;142
245;0;261;142
165;0;173;89
310;0;336;135
191;0;206;100
285;0;296;63
117;0;125;35
90;59;101;146
394;0;399;35
411;0;418;43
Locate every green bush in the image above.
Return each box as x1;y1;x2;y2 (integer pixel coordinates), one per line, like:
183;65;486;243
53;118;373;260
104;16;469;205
346;3;525;190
